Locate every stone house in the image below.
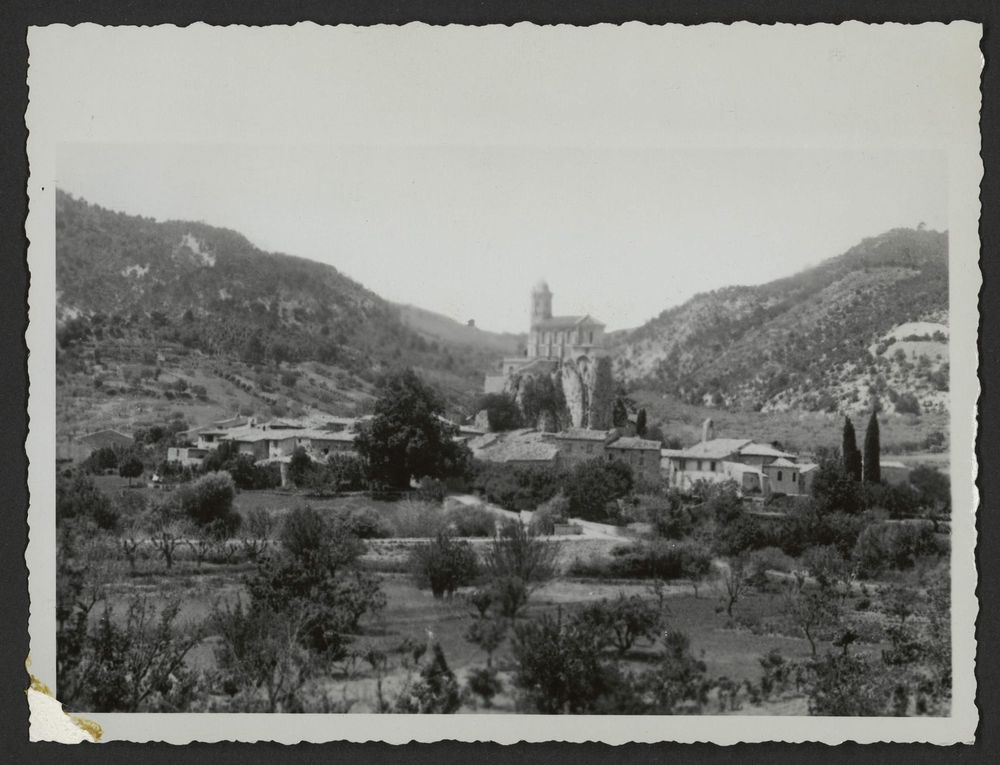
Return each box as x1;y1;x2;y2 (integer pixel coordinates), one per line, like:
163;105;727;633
604;436;663;481
553;428;617;466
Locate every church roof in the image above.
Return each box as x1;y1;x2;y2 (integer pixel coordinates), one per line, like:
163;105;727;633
532;314;605;330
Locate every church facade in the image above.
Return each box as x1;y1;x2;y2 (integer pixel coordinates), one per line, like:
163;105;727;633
484;281;606;411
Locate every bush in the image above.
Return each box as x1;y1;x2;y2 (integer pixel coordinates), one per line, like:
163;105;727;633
73;596;202;712
563;458;634;522
339;507;394;539
391;499;447;538
446;504;498;537
575;593;662;655
247;505;384;663
415;477;448;503
530;493;570;536
472;461;568;512
409;533;480;598
395;643;461;713
853;521;943;578
174;471;241;534
56;472;119;531
570;540;694;581
511;609;633;714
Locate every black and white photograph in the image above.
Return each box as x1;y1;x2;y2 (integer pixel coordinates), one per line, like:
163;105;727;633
23;21;981;744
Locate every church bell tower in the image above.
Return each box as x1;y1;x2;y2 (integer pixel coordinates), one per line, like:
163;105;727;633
531;280;553;324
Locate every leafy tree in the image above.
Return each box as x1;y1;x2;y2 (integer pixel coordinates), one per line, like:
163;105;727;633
635;408;648;438
75;596;202;712
355;368;471;489
57;472;119;531
246;506;384;663
409;533;480;599
562;458;634;521
841;417;862;482
174;471;241;533
119;454;144;487
862;411;881;484
511;609;630;714
213;598;311;712
811;459;863;515
478;392;522;432
805;652;892;715
589;356;615;430
781;580;841;656
576;593;662;655
288;446;314;487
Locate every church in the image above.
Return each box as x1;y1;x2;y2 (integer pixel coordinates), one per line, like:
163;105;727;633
484;281;606;394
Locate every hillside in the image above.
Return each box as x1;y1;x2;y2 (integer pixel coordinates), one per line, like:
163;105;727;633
613;228;949;415
54;191;506;436
395;303;525;357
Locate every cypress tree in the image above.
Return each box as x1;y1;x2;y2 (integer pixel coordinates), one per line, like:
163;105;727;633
635;408;648;437
862;411;881;484
842;416;862;481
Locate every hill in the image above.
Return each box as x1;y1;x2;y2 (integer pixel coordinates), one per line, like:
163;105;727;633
612;228;949;416
54;191;507;436
395;303;524;357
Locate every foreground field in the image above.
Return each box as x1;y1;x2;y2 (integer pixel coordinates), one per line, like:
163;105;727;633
97;550;886;714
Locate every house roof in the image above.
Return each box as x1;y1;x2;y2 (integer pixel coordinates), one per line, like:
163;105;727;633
532;314;605;330
471;430;558;464
607;436;662;451
764;457;799;469
661;448;685;458
675;438;753;460
555;428;614;442
78;428;134;447
738;443;797;460
798;462;820;473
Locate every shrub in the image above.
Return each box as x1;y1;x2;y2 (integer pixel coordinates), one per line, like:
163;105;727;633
74;596;202;712
747;546;795;589
575;593;663;655
569;540;693;581
804;652;892;715
466;666;503;708
563;458;634;522
395;643;461;713
446;504;498;537
529;493;570;536
174;471;240;534
415;477;448;503
409;533;480;598
57;472;119;531
248;506;383;663
853;521;943;578
391;499;447;538
340;507;394;539
511;609;633;714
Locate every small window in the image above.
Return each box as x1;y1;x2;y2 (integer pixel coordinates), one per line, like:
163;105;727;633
710;461;716;471
777;470;783;481
698;460;704;471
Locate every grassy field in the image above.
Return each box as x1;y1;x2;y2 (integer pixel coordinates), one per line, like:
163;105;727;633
96;541;893;714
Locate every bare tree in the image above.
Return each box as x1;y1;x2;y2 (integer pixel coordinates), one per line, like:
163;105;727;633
241;507;276;561
718;555;750;618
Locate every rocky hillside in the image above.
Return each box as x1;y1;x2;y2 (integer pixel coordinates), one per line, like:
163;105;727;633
55;191;507;427
613;228;949;415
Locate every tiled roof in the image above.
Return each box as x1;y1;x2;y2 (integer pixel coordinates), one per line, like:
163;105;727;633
555;428;614;442
607;437;662;451
532;314;605;330
471;431;559;463
677;438;753;460
764;457;798;469
738;443;797;459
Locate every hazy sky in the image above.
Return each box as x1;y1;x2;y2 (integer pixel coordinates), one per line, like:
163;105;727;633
42;24;966;333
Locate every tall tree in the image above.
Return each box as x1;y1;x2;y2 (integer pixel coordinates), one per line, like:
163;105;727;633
589;356;615;431
635;408;648;438
841;416;862;482
355;368;471;489
862;411;881;484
